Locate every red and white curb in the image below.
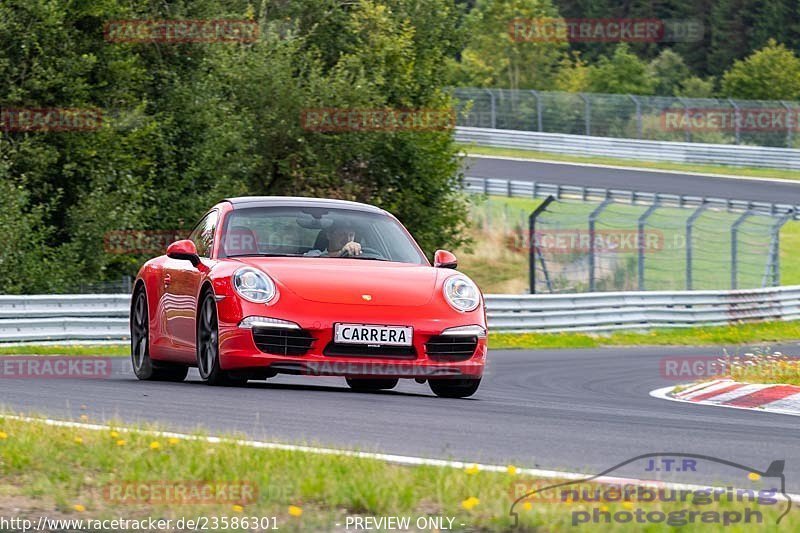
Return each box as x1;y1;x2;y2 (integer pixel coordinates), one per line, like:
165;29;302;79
650;379;800;417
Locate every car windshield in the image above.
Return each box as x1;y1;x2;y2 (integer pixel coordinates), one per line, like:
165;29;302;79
220;205;427;265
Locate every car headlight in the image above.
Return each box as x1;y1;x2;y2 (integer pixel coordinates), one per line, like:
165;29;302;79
443;276;481;312
233;267;277;304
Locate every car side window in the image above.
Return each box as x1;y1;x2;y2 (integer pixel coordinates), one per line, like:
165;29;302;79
188;211;219;258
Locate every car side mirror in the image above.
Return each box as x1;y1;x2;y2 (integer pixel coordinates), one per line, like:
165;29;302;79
434;249;458;269
166;239;201;267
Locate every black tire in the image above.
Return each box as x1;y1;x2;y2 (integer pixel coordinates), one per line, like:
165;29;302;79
130;286;188;382
346;377;399;392
196;290;246;386
429;378;481;398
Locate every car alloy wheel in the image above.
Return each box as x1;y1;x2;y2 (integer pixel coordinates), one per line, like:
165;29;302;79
130;286;188;382
197;290;246;386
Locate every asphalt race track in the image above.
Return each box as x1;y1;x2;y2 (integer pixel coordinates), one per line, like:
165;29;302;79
463;156;800;205
3;345;799;491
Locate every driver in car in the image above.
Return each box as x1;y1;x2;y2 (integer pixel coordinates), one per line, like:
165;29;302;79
306;223;362;257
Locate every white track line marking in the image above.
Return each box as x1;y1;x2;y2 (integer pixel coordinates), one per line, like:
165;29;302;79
463;154;800;185
4;413;797;501
651;385;800;417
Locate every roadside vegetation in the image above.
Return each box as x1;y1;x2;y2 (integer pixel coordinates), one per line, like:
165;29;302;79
0;415;795;531
724;352;800;387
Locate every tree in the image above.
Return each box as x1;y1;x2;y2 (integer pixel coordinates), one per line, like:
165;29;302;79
0;0;472;292
648;49;690;96
585;44;655;95
676;76;716;98
454;0;565;90
720;39;800;100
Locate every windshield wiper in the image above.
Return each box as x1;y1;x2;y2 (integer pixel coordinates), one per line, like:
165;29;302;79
337;256;390;261
226;253;301;258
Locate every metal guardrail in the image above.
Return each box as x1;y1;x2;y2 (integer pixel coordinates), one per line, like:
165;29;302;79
456;127;800;170
0;295;130;342
464;176;800;219
485;286;800;332
2;289;800;341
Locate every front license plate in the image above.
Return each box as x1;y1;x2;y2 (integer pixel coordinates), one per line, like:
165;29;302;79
334;323;413;346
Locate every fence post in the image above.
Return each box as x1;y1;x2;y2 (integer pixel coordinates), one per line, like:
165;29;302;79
731;210;753;290
685;204;707;290
637;200;660;290
529;196;555;294
781;101;793;148
530;90;543;132
588;198;612;292
628;94;642;138
765;211;794;286
728;98;741;145
579;93;591;135
678;97;691;142
484;88;496;129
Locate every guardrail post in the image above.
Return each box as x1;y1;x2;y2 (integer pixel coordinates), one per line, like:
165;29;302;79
685;203;707;290
728;98;741;145
529;196;555;294
628;94;642;138
485;88;497;129
579;93;591;135
731;210;753;289
637;200;660;290
589;198;613;292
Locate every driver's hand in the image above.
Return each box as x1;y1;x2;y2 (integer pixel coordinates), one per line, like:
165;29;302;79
341;241;362;256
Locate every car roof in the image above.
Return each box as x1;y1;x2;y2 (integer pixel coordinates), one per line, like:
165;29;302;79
223;196;386;214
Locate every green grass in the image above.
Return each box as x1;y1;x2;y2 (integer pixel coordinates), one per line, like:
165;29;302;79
0;344;128;356
491;321;800;350
460;144;800;182
0;415;795;531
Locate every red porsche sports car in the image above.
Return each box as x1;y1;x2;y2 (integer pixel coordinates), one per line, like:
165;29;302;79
131;197;487;398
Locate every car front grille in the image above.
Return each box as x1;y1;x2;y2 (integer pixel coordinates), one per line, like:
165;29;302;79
323;342;417;359
425;335;478;361
252;327;315;356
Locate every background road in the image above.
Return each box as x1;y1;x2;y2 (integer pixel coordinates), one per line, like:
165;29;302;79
464;156;800;205
3;345;799;491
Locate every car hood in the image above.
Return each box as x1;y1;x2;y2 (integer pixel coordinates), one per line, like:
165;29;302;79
233;257;438;306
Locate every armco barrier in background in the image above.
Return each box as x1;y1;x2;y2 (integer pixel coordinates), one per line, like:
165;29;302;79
455;127;800;170
2;288;800;342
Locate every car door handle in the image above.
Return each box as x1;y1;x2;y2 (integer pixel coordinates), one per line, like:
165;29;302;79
164;274;171;287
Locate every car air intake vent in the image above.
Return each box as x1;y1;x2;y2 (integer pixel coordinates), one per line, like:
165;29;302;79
324;343;417;359
252;327;315;356
425;335;478;361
